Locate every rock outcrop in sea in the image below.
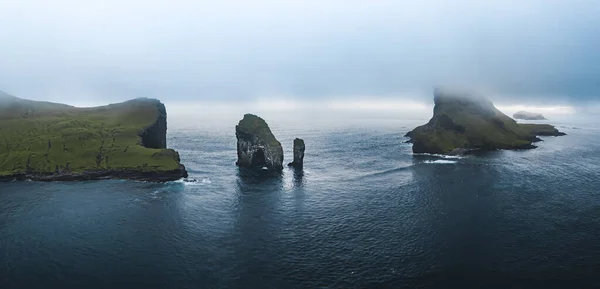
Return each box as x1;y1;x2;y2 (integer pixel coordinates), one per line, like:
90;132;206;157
513;111;547;120
288;138;305;168
405;88;566;155
235;114;284;171
0;92;187;182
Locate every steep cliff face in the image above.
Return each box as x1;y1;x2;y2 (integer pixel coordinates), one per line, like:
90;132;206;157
235;114;284;171
0;95;187;182
405;89;565;154
288;138;305;168
140;101;167;149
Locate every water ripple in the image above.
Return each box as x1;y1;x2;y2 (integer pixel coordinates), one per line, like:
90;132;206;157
1;116;600;289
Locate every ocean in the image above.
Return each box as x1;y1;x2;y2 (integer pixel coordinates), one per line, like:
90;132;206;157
2;110;600;289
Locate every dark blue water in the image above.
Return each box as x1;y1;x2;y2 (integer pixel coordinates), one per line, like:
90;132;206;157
2;112;600;288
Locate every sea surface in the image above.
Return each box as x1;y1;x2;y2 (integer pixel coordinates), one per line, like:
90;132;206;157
2;110;600;289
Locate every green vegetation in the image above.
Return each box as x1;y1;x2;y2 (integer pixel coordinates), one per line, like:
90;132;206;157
236;114;281;147
293;138;304;147
407;90;565;154
0;93;183;178
519;123;565;136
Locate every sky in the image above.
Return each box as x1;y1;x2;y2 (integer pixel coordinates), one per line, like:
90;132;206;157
0;0;599;112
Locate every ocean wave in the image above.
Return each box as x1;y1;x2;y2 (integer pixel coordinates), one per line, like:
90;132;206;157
150;190;163;199
185;169;212;174
170;178;212;186
423;160;457;164
413;153;464;159
352;165;413;181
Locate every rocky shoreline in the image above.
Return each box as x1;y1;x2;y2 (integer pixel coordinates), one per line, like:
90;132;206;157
0;164;188;182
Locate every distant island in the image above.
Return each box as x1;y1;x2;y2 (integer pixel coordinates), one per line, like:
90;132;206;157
513;111;547;120
0;91;187;182
405;89;566;155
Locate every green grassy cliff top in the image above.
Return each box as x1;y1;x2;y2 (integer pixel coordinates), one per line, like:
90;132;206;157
0;94;183;178
236;114;281;146
293;138;305;147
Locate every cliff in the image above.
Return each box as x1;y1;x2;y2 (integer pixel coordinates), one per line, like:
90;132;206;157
140;101;167;149
235;114;284;171
405;89;565;154
0;92;187;182
513;111;547;120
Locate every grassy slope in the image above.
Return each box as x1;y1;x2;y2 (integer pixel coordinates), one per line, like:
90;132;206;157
236;114;281;147
0;94;180;176
409;92;563;153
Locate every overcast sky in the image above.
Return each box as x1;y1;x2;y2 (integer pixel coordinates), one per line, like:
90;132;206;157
0;0;599;107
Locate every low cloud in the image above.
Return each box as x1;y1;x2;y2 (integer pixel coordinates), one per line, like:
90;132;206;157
0;0;599;105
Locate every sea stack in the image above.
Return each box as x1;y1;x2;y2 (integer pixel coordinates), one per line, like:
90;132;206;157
288;138;305;168
235;114;284;171
405;88;565;155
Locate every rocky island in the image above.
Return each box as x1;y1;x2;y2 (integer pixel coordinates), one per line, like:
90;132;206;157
405;89;565;154
287;138;305;168
235;114;284;171
0;91;187;182
513;111;547;120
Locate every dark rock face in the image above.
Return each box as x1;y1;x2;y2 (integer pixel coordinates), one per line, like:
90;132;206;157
0;164;188;182
235;114;284;171
288;138;305;168
140;102;167;149
405;88;566;155
513;111;547;120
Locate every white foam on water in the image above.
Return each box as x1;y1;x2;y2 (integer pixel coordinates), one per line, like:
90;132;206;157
169;178;204;186
171;178;212;186
413;153;464;159
170;179;190;185
423;160;457;164
150;190;161;199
